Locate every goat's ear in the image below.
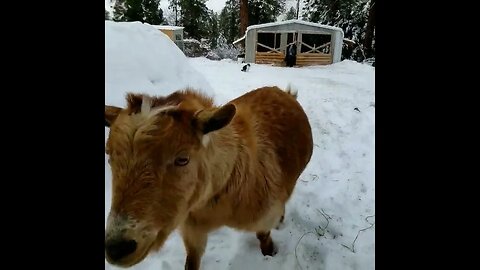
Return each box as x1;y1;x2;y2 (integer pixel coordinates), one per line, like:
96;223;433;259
192;104;236;134
105;105;123;127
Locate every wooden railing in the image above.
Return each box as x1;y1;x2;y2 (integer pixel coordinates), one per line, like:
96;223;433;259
296;53;332;66
255;52;332;66
300;41;330;54
255;52;285;65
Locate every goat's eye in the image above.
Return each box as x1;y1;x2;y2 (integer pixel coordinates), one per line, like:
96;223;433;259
174;156;190;166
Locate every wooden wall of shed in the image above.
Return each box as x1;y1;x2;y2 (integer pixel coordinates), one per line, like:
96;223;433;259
159;29;174;40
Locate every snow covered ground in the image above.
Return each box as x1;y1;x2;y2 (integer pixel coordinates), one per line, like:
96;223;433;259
105;21;375;270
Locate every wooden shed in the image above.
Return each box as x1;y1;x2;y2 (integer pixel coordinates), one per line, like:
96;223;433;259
151;25;185;52
234;20;344;66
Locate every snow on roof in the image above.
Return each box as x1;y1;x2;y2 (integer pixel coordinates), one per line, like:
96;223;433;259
246;19;343;34
233;34;246;45
343;38;356;46
150;25;184;31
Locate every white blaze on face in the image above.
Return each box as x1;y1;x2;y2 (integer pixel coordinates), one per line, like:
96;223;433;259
202;134;210;147
131;96;179;130
141;96;152;115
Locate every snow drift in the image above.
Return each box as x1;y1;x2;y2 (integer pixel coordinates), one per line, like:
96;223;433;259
105;21;214;107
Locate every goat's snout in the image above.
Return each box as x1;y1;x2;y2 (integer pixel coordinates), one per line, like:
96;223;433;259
105;238;137;262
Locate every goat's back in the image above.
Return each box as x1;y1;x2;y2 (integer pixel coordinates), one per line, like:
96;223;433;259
229;86;313;195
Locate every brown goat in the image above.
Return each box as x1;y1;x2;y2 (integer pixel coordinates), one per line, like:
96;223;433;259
104;86;313;270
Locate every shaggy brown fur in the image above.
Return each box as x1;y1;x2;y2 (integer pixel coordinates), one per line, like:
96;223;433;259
104;86;313;270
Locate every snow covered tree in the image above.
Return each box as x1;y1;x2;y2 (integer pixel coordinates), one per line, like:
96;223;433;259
219;0;240;44
302;0;375;62
302;0;354;24
219;0;285;44
114;0;143;22
179;0;210;39
248;0;286;25
168;0;181;25
113;0;164;25
363;0;375;59
285;7;297;20
144;0;164;25
207;11;219;49
113;0;127;21
210;34;239;60
105;9;110;20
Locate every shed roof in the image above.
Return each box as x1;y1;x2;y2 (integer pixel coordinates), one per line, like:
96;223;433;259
233;34;246;45
246;19;343;34
150;25;184;31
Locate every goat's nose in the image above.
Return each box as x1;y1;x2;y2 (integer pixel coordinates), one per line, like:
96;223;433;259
105;239;137;261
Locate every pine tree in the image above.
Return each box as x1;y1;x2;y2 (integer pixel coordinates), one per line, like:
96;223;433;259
113;0;127;21
124;0;143;22
113;0;164;24
168;0;181;25
144;0;164;25
363;0;375;58
169;0;221;41
179;0;210;39
219;0;286;43
285;7;296;20
219;0;240;44
207;11;219;49
302;0;374;61
248;0;285;25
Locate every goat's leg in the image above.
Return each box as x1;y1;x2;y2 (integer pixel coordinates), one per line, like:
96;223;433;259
256;231;276;256
181;226;208;270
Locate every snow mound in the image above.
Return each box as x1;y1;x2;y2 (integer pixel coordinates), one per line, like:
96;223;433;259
105;21;214;107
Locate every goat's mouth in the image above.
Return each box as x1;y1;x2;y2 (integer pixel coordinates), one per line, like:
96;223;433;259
105;228;173;268
105;231;158;268
105;239;155;268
